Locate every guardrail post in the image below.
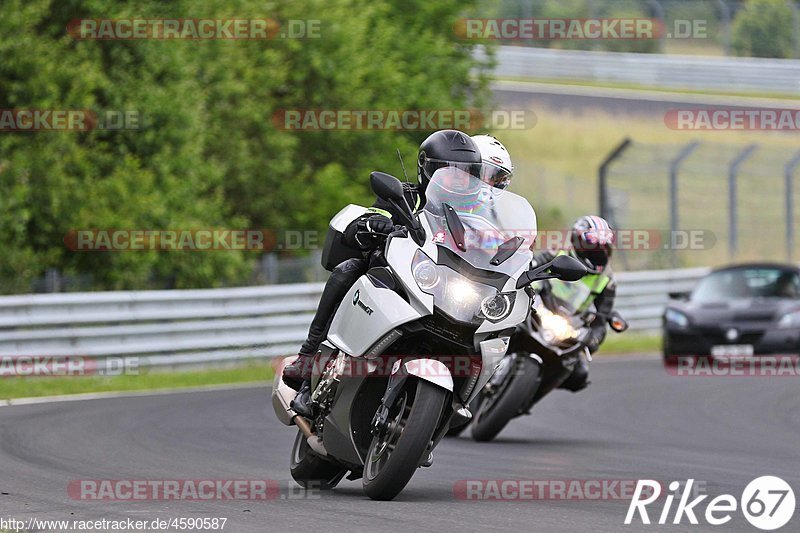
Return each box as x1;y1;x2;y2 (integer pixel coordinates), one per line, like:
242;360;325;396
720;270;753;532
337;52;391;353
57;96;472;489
728;144;758;260
784;150;800;261
669;141;701;267
598;138;632;221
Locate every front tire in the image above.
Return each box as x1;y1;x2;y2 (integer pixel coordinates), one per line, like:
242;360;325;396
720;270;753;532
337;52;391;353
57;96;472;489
362;378;447;501
471;357;540;442
290;429;347;490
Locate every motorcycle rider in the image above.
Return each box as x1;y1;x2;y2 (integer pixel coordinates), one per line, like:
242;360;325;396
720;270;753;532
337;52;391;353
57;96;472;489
531;215;617;391
283;130;484;415
471;134;514;191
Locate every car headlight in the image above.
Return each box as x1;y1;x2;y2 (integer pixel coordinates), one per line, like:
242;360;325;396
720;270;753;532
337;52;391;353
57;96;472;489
778;309;800;329
537;307;578;344
665;308;690;328
412;250;515;324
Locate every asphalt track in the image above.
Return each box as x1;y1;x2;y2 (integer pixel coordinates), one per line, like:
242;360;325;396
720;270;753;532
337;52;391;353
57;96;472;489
1;356;798;532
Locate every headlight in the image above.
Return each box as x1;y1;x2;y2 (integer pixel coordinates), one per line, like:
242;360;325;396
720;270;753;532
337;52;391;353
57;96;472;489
538;307;578;344
412;250;514;324
481;293;512;321
412;255;440;290
665;309;690;328
778;310;800;329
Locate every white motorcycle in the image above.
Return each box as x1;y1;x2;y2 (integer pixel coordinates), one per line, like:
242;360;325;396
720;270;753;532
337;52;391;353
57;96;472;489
272;168;587;501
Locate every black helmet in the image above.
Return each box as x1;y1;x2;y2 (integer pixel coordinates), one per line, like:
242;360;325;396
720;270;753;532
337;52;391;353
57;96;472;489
571;215;614;272
417;130;483;194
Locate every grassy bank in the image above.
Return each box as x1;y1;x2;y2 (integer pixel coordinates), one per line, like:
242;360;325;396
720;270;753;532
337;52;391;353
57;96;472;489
0;361;275;401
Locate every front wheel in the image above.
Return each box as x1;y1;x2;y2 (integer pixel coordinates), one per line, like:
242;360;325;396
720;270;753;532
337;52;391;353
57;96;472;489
471;356;541;442
290;430;347;490
363;378;447;501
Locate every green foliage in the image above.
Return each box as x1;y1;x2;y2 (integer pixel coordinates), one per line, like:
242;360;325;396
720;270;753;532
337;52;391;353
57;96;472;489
732;0;795;58
0;0;489;292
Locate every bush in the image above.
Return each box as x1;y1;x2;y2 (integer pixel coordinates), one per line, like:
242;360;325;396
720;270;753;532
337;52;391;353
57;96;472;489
732;0;795;58
0;0;491;293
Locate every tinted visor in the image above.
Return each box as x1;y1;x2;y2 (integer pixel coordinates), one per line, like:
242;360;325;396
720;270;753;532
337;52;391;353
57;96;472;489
578;247;611;269
422;157;483;183
481;162;512;190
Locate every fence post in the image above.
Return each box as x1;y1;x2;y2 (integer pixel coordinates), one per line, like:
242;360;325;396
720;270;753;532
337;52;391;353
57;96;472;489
785;150;800;261
647;0;666;53
598;138;632;221
669;141;701;266
728;144;758;260
715;0;732;56
789;1;800;59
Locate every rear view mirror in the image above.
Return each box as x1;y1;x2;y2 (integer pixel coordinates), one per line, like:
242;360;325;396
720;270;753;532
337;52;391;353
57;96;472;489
515;254;589;288
548;254;588;282
370;172;405;204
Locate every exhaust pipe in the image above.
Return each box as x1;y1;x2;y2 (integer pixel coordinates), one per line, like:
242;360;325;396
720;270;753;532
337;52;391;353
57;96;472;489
293;415;328;457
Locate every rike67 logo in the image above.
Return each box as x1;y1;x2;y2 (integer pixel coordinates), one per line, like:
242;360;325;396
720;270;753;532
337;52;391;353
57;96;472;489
625;477;795;530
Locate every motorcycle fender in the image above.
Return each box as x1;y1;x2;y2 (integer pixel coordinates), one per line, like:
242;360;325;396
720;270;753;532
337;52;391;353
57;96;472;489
399;357;453;392
271;355;298;426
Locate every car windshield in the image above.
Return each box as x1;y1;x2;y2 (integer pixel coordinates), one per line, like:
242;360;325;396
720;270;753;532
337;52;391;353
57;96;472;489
692;268;800;302
422;167;536;276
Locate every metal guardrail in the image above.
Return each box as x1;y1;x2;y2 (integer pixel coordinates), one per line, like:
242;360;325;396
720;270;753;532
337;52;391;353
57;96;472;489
0;268;709;368
487;46;800;94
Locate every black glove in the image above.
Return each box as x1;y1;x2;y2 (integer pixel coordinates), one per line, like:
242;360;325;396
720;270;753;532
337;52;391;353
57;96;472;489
350;214;393;249
364;215;393;235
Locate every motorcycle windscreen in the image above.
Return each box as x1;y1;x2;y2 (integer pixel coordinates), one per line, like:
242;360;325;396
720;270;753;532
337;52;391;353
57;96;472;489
538;278;592;315
422;168;536;276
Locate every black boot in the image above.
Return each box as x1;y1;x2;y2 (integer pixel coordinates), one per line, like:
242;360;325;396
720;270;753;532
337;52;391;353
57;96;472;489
559;356;590;392
290;380;313;417
282;354;313;391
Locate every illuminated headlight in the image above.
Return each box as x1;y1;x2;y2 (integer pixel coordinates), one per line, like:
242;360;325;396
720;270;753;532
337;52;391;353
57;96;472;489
665;308;690;328
538;308;578;344
412;250;507;324
480;293;515;322
778;310;800;329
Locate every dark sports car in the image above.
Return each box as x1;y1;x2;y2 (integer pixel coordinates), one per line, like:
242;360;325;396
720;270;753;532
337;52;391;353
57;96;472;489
663;263;800;360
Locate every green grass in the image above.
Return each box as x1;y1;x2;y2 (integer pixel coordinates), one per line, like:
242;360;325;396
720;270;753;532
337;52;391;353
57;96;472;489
0;360;275;401
598;332;661;355
0;338;660;402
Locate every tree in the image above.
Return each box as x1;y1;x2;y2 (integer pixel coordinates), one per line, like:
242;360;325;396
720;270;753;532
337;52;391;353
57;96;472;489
0;0;490;293
732;0;795;58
